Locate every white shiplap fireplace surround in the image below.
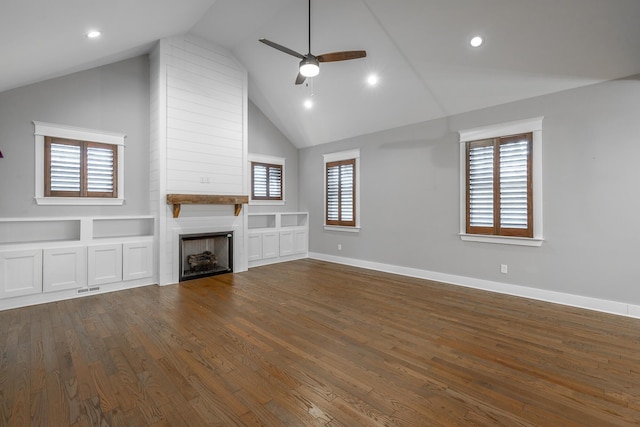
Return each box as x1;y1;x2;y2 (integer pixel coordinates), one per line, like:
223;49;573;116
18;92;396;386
150;35;249;285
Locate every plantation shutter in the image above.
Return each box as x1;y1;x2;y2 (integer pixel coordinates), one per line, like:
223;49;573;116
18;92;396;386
268;165;282;199
253;164;267;198
87;143;116;196
326;159;355;226
466;133;532;237
251;162;283;200
467;141;494;231
45;137;117;198
499;136;530;232
48;141;82;195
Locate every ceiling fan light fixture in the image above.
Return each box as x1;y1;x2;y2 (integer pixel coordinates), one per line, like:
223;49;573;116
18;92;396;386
470;35;484;47
299;57;320;77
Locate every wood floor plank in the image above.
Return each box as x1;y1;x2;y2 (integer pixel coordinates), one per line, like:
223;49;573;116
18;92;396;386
45;369;70;426
88;361;118;415
2;259;640;425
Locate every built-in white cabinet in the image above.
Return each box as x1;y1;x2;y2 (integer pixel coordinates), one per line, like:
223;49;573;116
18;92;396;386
0;249;43;298
43;246;86;292
247;234;263;262
123;241;153;281
248;232;279;262
88;244;123;286
279;231;294;257
263;232;279;259
279;229;308;257
247;212;308;268
293;229;307;254
0;216;155;309
88;241;154;286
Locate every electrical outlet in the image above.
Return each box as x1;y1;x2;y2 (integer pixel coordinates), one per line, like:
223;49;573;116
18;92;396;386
500;264;508;274
338;244;342;251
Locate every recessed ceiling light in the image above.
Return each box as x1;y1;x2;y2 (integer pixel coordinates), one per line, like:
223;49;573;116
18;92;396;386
367;74;379;86
86;31;102;39
470;35;484;48
303;99;313;109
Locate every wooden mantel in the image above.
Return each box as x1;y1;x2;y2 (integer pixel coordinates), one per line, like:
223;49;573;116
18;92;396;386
166;194;249;218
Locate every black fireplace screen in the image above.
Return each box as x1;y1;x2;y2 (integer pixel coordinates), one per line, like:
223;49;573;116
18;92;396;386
179;232;233;281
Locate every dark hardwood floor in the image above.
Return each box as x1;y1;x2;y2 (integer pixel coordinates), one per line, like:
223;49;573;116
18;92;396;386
1;259;639;426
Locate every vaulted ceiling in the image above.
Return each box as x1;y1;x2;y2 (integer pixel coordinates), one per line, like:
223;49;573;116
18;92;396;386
2;0;640;148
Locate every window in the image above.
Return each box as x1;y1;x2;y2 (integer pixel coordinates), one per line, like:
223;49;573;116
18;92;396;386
251;162;282;201
34;121;126;205
324;149;360;230
326;159;356;226
466;133;532;237
45;137;117;198
248;154;285;205
459;117;543;246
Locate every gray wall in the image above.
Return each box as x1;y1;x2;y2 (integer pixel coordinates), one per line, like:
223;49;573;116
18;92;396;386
299;76;640;305
0;56;150;217
247;99;299;212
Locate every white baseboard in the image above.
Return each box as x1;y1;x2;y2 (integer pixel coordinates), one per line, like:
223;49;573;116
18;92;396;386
0;278;155;311
309;252;640;320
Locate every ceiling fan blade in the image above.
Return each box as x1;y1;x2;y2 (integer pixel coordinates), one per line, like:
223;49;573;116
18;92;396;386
295;72;307;85
317;50;367;62
259;38;305;59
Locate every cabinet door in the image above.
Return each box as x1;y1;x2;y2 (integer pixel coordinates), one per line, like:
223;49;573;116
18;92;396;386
123;241;153;281
279;231;294;257
0;249;43;298
248;234;263;262
262;232;278;259
293;230;308;254
43;247;87;292
88;244;122;286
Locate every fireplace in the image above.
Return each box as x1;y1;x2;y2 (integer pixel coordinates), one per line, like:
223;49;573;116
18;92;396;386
179;232;233;281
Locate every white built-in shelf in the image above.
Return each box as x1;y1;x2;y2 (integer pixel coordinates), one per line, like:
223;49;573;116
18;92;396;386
281;212;308;228
247;212;308;230
0;218;81;245
248;213;276;231
247;212;308;268
93;217;154;239
0;216;154;248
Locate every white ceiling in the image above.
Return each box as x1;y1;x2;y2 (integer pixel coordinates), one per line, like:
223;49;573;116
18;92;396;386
2;0;640;148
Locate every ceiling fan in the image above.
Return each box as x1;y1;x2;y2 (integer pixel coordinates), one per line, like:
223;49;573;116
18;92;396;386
259;0;366;85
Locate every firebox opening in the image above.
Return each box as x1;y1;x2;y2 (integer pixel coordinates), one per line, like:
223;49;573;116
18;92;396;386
179;232;233;281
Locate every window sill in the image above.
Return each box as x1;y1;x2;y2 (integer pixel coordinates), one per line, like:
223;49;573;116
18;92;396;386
459;233;543;247
249;200;285;206
324;225;360;233
35;197;125;206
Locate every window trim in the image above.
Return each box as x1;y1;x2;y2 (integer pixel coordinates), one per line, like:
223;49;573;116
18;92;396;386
458;117;543;246
34;121;125;206
45;137;118;198
248;154;285;206
323;149;360;232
